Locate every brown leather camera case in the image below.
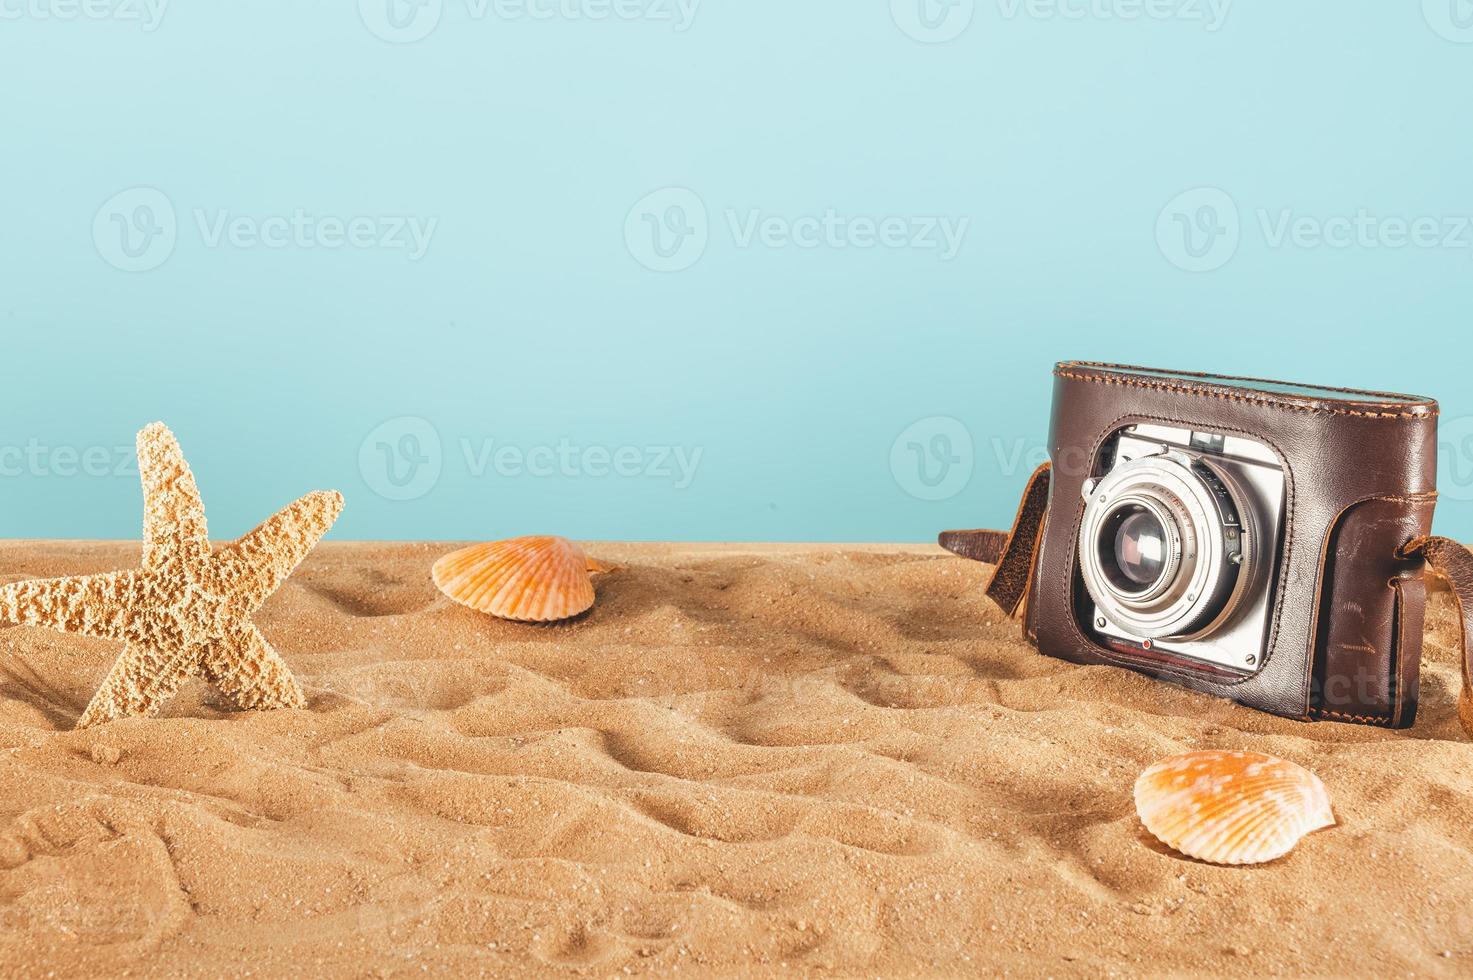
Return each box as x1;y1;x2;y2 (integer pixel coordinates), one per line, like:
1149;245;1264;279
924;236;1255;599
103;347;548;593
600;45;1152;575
945;362;1449;728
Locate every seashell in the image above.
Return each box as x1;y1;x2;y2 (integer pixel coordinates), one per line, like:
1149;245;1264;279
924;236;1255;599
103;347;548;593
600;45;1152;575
432;536;609;623
1134;750;1334;865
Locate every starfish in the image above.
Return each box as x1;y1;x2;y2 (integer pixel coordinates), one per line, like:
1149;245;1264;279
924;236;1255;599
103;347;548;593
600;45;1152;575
0;423;343;729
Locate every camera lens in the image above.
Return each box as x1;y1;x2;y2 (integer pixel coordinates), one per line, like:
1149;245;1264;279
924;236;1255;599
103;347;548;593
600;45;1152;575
1092;499;1180;600
1078;447;1259;643
1108;507;1167;591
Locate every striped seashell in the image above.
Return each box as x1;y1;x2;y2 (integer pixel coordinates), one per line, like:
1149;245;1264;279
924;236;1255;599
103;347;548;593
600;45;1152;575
1134;750;1334;865
432;536;609;623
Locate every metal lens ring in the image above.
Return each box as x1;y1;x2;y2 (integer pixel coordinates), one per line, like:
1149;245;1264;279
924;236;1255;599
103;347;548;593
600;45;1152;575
1079;450;1255;641
1093;495;1182;601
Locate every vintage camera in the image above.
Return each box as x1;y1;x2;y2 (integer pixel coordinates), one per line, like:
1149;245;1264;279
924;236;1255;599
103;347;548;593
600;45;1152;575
1079;424;1285;674
941;363;1448;729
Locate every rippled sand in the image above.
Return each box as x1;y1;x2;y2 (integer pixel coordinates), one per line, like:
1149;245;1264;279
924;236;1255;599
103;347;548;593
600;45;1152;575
1;542;1469;977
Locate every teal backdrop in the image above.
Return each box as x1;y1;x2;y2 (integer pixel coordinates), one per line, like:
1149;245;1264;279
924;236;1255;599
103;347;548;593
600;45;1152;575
2;2;1471;542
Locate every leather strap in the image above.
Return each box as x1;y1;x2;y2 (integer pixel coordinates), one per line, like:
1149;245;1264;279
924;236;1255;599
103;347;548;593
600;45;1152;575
938;462;1051;616
1402;536;1473;736
936;528;1008;565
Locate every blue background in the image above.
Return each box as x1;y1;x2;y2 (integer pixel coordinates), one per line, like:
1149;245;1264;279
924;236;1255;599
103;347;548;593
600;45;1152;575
2;1;1471;542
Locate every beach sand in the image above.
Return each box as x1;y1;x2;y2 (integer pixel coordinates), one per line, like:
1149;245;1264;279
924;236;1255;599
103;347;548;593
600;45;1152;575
1;541;1470;977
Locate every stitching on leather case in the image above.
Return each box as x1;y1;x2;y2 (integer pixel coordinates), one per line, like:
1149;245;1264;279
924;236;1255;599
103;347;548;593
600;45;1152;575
1055;365;1438;419
1389;577;1408;728
1313;708;1396;726
1054;411;1298;691
1062;361;1435;404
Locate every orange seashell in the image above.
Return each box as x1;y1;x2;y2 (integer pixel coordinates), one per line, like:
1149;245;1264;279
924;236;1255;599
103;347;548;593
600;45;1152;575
1134;750;1334;866
432;536;607;623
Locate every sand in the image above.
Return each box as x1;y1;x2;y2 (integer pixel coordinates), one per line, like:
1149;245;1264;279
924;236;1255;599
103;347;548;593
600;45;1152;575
1;540;1471;978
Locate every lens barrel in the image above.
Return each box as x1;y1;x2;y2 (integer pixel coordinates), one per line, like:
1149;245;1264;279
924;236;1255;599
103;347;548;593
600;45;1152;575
1079;449;1254;642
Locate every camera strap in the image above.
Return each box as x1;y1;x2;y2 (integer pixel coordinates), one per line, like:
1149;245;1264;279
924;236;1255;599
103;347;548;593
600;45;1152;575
938;462;1052;617
939;464;1473;738
1402;536;1473;736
